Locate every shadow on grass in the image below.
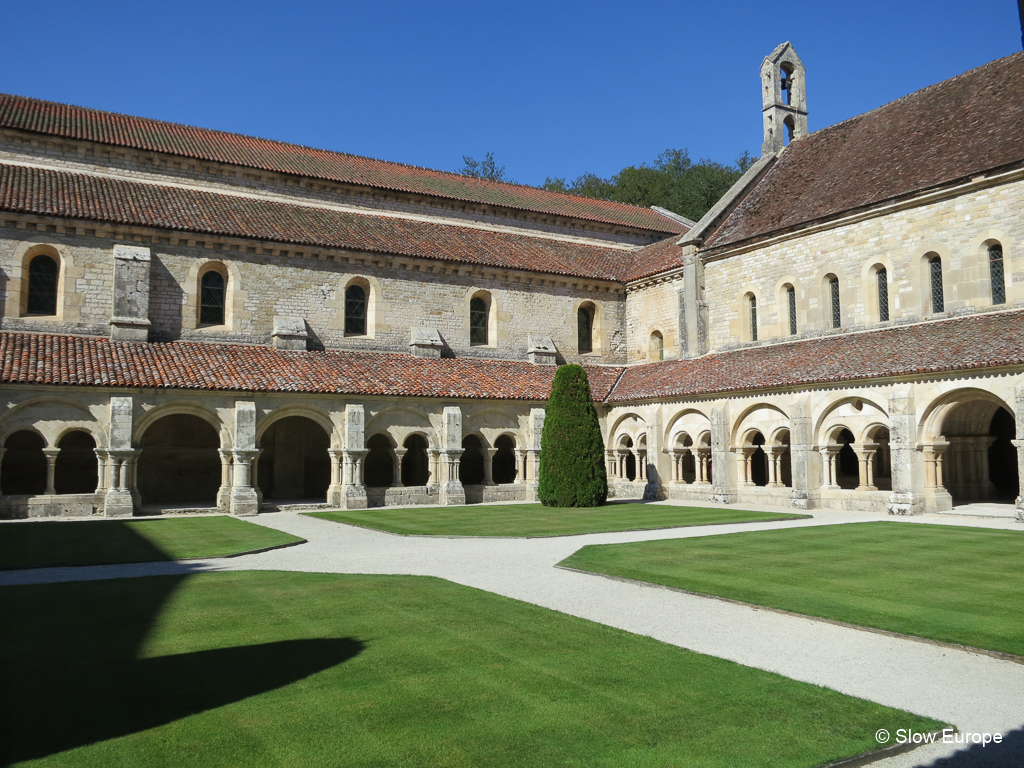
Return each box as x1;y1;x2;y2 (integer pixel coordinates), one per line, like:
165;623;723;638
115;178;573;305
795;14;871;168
0;525;363;766
922;727;1024;767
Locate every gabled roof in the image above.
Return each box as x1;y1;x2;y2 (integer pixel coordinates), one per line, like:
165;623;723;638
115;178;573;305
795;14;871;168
0;163;635;281
608;310;1024;402
703;51;1024;251
620;235;687;283
0;93;686;236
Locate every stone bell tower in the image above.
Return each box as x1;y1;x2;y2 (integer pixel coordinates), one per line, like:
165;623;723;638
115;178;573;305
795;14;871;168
761;42;808;156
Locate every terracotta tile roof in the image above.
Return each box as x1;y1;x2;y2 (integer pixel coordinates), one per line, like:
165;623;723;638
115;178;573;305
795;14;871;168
620;235;686;283
0;92;686;236
0;163;636;281
704;52;1024;251
3;312;1022;404
608;310;1024;402
0;333;625;402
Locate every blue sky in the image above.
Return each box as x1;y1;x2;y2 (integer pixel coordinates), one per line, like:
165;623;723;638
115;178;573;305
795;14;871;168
6;1;1021;187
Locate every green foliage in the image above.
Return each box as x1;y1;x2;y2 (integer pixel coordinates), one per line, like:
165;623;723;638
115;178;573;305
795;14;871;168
538;364;607;507
542;149;755;222
458;152;509;182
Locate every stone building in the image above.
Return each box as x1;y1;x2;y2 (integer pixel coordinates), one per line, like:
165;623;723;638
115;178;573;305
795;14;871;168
2;43;1023;519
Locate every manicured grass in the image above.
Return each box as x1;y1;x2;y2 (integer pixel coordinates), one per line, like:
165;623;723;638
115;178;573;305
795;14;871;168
309;502;807;536
1;571;943;767
0;517;303;569
560;521;1024;657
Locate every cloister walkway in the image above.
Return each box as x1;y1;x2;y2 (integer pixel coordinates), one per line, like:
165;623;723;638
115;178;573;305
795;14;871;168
3;503;1022;768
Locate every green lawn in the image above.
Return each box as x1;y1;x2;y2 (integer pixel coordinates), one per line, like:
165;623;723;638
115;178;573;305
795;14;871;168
560;521;1024;657
0;517;303;569
309;503;807;536
1;571;943;767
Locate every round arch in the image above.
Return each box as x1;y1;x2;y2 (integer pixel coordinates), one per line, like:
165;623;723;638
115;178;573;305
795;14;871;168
132;402;227;448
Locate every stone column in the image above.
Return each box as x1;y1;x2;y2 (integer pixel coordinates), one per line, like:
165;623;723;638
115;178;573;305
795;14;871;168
392;448;406;487
819;446;840;489
637;450;647;482
42;448;59;494
695;447;711;485
217;449;233;511
513;449;525;484
229;450;261;516
439;406;465;506
341;404;368;509
853;443;878;491
1011;439;1024;520
109;245;152;341
484;448;497;485
787;397;814;508
104;449;138;517
427;449;441;488
327;448;344;507
766;446;783;487
921;441;950;491
709;407;732;503
93;448;109;494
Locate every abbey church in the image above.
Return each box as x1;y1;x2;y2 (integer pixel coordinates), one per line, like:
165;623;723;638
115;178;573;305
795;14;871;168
1;43;1022;519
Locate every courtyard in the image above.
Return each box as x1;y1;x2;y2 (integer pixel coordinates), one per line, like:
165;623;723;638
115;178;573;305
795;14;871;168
2;502;1022;767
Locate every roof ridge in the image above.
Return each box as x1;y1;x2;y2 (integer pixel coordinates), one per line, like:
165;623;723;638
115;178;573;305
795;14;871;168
0;91;683;230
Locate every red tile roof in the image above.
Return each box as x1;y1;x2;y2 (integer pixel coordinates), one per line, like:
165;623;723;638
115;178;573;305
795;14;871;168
3;311;1023;404
0;93;686;236
608;310;1024;402
620;235;686;283
0;164;636;281
0;333;625;402
703;52;1024;251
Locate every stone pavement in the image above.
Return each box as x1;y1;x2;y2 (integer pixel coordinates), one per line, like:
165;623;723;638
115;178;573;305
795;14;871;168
2;504;1022;767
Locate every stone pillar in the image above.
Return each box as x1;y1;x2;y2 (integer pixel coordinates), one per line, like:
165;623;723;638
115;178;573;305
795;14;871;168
787;397;814;508
103;397;136;517
710;407;732;502
738;447;755;487
109;245;152;341
439;406;465;505
341;404;367;509
94;448;109;494
392;448;406;487
428;449;441;488
637;450;647;482
327;449;344;507
483;448;497;485
525;407;545;501
1013;384;1024;520
513;449;525;485
1011;439;1024;521
217;449;233;511
229;450;260;516
42;448;59;494
695;447;711;485
886;389;922;514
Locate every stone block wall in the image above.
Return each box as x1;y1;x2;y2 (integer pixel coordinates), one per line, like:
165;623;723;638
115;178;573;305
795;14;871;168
624;276;684;362
702;177;1024;352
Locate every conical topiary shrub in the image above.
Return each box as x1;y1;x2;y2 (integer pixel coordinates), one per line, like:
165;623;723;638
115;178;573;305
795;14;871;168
538;364;608;507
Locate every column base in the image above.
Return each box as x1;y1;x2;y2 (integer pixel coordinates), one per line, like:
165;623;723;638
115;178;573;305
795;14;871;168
709;489;735;504
327;483;344;508
103;489;135;518
440;480;465;506
1014;495;1024;524
342;484;368;510
217;484;232;512
887;492;923;516
230;487;260;516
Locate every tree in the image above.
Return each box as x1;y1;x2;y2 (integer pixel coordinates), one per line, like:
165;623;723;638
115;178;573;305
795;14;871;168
458;152;508;182
538;364;608;507
541;149;756;222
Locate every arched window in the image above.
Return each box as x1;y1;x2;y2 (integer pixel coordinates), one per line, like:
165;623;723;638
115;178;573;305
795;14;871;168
470;296;489;345
828;276;841;329
929;256;944;313
785;285;797;336
990;245;1005;305
783;115;795;145
876;267;890;322
577;305;594;353
345;284;367;335
26;254;59;315
199;269;226;325
748;295;758;341
649;331;664;361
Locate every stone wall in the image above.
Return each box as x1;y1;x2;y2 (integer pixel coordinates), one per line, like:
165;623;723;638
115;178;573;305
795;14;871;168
702;177;1024;352
624;275;684;362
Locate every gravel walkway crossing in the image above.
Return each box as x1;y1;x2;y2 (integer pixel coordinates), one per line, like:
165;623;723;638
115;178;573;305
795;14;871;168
3;505;1022;767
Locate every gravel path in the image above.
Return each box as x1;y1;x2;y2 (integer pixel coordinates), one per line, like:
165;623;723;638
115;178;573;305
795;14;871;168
3;505;1022;767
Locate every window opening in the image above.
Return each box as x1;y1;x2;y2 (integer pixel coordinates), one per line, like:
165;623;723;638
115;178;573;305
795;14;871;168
649;331;664;361
990;245;1005;305
345;284;367;335
929;257;944;313
829;277;841;329
470;297;488;345
877;267;889;322
577;306;593;353
27;254;59;315
199;270;226;325
787;286;797;335
748;295;758;341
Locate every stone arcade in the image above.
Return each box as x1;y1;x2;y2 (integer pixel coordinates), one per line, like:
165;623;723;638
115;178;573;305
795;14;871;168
2;44;1023;519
